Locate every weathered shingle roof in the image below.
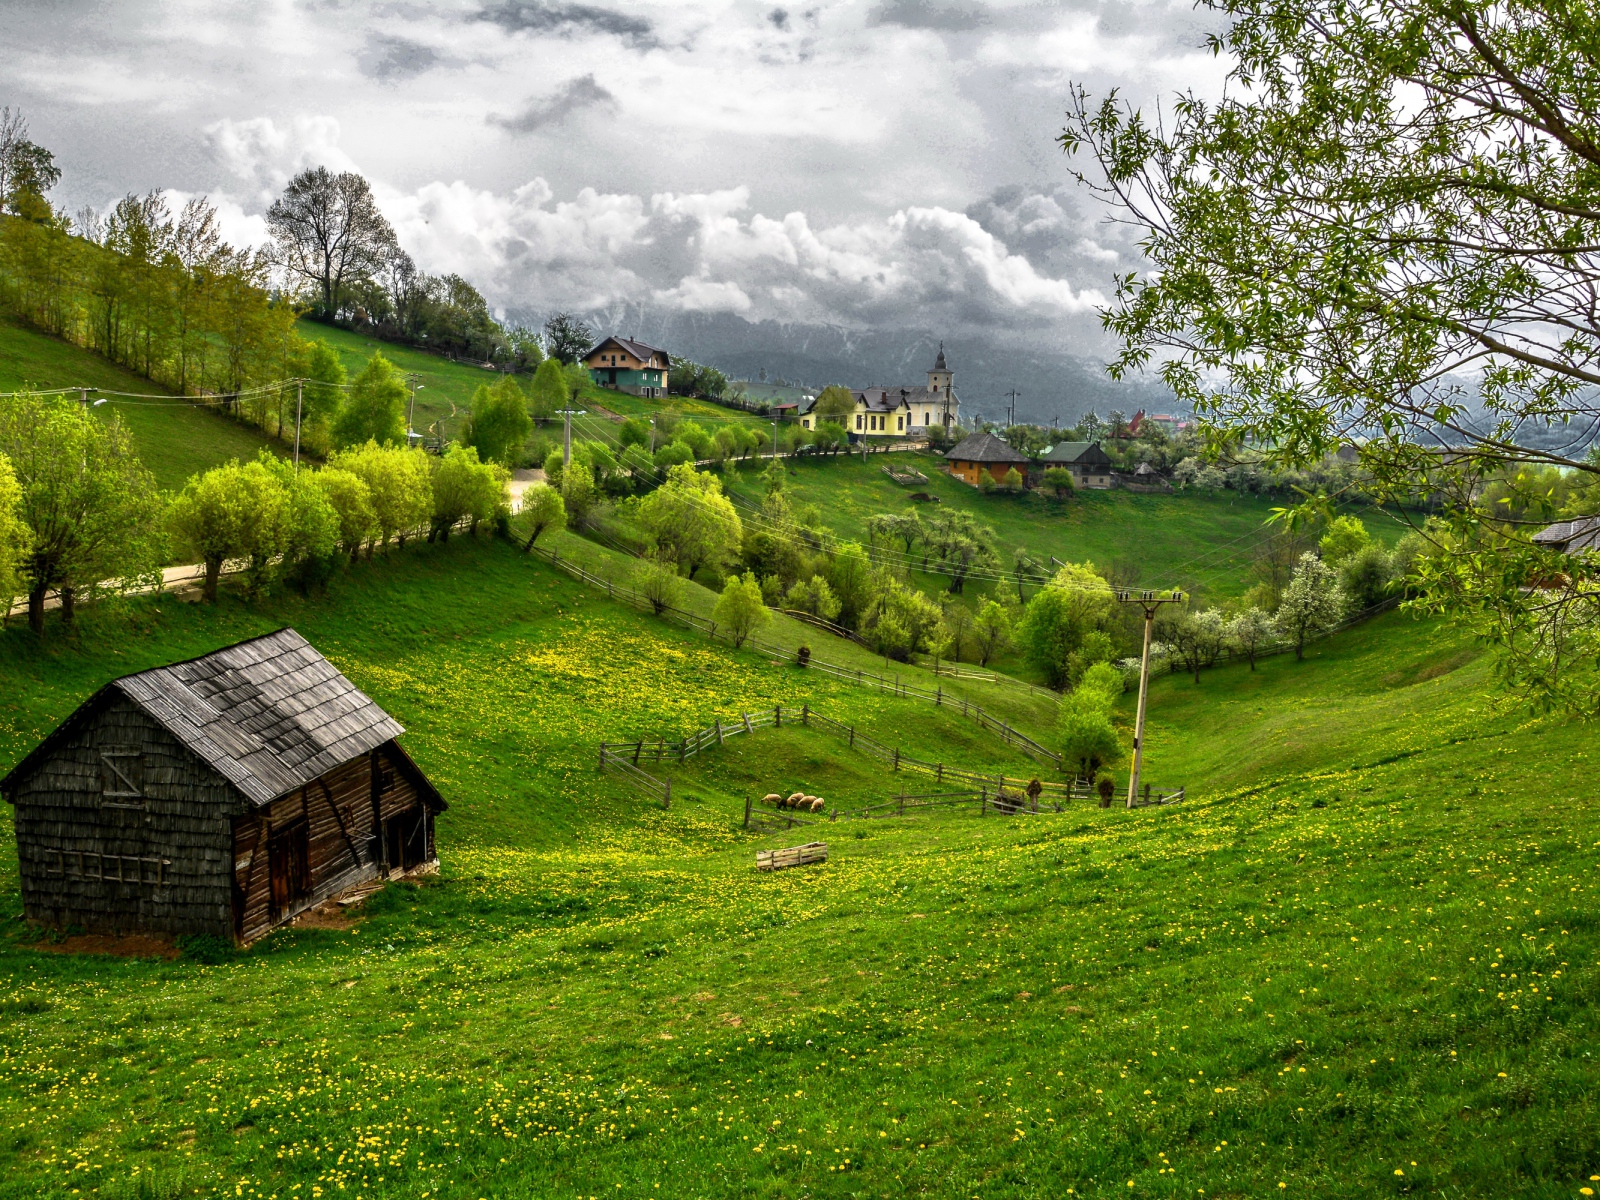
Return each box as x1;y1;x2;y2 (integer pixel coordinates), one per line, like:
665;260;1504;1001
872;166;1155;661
1532;515;1600;554
585;335;670;366
945;431;1030;463
2;629;406;808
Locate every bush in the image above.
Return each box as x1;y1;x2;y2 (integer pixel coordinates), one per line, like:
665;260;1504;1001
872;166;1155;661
1340;543;1395;609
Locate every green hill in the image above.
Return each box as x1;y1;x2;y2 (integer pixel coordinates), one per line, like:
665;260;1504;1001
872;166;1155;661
0;319;282;491
0;536;1592;1198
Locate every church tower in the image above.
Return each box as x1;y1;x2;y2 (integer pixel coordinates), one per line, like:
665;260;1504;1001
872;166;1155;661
928;342;952;394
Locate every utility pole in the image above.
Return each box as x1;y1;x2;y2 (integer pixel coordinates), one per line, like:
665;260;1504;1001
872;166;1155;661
293;379;304;471
1005;388;1020;428
557;408;587;463
1115;588;1186;807
407;374;423;439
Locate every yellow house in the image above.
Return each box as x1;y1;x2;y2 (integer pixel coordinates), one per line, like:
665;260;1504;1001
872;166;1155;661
799;344;960;438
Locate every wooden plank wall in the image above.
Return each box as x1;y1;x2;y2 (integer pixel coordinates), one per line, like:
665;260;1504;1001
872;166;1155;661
11;694;237;937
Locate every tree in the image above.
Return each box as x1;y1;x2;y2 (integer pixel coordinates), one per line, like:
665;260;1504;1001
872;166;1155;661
317;467;377;560
1015;561;1115;688
812;421;848;455
267;167;398;319
638;463;743;582
1341;543;1395;610
430;445;507;541
784;575;842;623
1058;687;1123;781
329;441;433;553
0;108;61;214
714;571;769;648
560;451;600;530
0;394;163;632
168;460;273;603
1064;0;1600;711
543;312;593;363
618;416;651;450
813;385;856;425
827;541;874;630
635;551;685;615
1002;466;1025;493
464;375;533;467
1225;606;1274;671
0;452;29;620
974;599;1012;666
1319;516;1371;566
258;455;341;594
298;339;347;453
519;484;566;550
1162;608;1227;684
1275;552;1346;660
526;356;570;421
937;601;975;664
333;353;408;448
1041;466;1076;499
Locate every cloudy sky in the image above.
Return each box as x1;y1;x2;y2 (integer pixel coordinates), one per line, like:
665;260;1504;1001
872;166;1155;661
3;0;1226;354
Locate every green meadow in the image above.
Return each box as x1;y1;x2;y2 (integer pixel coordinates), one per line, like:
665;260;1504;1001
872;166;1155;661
0;536;1594;1199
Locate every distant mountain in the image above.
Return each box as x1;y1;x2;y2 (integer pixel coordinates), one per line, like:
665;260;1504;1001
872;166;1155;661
507;304;1180;425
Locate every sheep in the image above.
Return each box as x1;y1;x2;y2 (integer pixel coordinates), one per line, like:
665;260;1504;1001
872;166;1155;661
762;793;783;807
808;797;825;813
786;791;807;809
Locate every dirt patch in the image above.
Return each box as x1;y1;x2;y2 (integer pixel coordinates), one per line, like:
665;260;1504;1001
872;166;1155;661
291;898;357;931
1385;648;1477;688
32;932;179;960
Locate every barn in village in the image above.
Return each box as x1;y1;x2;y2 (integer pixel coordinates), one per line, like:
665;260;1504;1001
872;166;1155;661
0;629;445;945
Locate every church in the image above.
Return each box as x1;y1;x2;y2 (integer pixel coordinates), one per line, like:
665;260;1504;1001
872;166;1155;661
799;345;961;439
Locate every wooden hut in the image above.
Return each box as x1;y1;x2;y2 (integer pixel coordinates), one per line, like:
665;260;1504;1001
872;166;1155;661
0;629;445;945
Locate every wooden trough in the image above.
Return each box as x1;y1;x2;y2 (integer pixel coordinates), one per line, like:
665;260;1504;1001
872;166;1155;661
756;842;828;872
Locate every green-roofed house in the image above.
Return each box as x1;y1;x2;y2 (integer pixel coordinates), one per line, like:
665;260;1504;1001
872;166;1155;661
1040;440;1114;489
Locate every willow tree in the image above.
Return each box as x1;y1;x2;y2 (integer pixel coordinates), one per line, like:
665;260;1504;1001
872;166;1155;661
1064;0;1600;710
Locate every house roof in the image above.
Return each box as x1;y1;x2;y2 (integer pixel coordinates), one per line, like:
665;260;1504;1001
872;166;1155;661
945;431;1030;464
1532;515;1600;554
1040;440;1110;465
585;335;671;366
1;629;439;810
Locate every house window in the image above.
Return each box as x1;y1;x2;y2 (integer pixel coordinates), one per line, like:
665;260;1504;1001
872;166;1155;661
897;416;903;430
99;746;144;808
856;415;863;430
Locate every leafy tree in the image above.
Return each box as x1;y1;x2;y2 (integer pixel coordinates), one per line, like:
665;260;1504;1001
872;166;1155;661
1065;0;1600;710
1002;466;1025;493
826;540;874;630
333;353;408;448
864;573;942;661
619;445;656;489
519;484;567;551
1225;605;1274;671
653;441;694;471
168;461;271;603
464;375;533;468
542;444;565;488
618;416;651;450
1041;466;1076;499
1162;608;1227;684
638;462;743;581
1015;561;1115;688
812;421;848;454
267;167;398;319
1058;686;1123;782
974;599;1012;666
543;312;594;364
714;570;769;648
316;467;377;560
635;551;685;615
1341;543;1395;610
677;423;714;461
527;357;570;421
813;385;857;424
561;452;600;531
0;451;31;621
430;445;507;541
1275;552;1346;660
1319;516;1371;565
1065;629;1116;686
329;441;433;554
297;339;347;453
0;394;163;632
0;108;61;214
924;509;999;594
784;575;843;623
258;455;341;594
936;600;975;664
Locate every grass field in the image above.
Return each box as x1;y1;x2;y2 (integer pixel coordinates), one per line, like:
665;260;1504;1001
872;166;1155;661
0;319;282;492
727;450;1413;605
0;536;1594;1199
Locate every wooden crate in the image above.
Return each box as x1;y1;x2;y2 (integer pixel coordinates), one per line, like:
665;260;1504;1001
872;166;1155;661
755;842;828;872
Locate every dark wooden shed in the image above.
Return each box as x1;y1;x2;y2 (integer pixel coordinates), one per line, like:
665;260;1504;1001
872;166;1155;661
0;628;446;945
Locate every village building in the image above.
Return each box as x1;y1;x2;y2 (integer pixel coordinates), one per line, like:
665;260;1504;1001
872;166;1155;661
1532;515;1600;555
798;345;960;437
1040;440;1115;489
0;629;445;946
583;335;671;398
944;430;1032;486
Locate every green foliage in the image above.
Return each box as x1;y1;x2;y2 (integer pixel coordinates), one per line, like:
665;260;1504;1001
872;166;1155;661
0;392;163;632
527;357;570;420
1015;562;1114;688
430;445;508;541
561;450;600;531
332;352;407;449
638;463;743;582
1065;628;1116;685
618;416;651;450
1319;515;1371;565
464;375;533;468
634;550;686;615
1002;466;1025;492
1057;681;1123;779
1162;607;1228;684
1275;552;1346;660
1340;543;1395;610
973;598;1012;666
542;312;592;364
295;338;347;454
864;572;942;661
712;570;769;648
784;575;842;623
328;440;433;552
518;484;566;551
1040;465;1075;498
653;441;694;471
0;451;29;617
812;385;856;423
826;541;874;630
316;467;377;558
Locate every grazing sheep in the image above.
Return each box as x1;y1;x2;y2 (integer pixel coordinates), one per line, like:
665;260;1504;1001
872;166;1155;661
762;793;783;807
808;797;825;813
786;791;806;808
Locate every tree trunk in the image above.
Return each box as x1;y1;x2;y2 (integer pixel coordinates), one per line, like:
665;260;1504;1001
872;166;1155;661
28;581;48;635
60;586;75;626
204;556;222;604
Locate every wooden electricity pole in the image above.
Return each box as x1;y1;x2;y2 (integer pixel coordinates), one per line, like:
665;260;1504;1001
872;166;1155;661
293;379;304;471
1115;588;1186;807
557;408;587;463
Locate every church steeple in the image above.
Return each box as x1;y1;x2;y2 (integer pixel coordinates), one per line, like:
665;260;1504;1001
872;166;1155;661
928;341;953;396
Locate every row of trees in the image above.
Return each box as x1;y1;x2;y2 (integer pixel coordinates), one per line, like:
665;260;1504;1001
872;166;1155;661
0;391;508;633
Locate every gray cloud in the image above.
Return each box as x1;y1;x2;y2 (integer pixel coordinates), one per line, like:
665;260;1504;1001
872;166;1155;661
358;34;442;82
475;2;657;48
768;7;790;30
488;75;617;133
868;0;991;31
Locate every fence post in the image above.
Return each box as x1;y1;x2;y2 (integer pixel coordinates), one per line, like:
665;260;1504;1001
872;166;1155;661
664;779;671;811
849;726;855;749
936;686;942;706
899;788;905;816
893;747;900;772
678;738;686;763
715;718;724;745
743;794;752;830
802;704;810;725
633;740;643;765
775;705;781;729
937;762;944;783
598;743;606;771
980;785;986;815
743;712;753;734
1144;782;1151;806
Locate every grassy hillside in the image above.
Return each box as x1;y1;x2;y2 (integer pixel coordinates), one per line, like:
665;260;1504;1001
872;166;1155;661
0;538;1593;1198
728;450;1412;603
0;319;282;492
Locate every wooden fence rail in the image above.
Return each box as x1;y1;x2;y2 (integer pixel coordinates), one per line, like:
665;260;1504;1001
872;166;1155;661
597;744;672;808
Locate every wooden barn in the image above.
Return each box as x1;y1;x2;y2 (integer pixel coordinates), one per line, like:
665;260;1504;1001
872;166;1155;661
0;629;445;945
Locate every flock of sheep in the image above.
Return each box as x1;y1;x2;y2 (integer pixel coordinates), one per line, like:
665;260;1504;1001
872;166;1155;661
764;791;827;814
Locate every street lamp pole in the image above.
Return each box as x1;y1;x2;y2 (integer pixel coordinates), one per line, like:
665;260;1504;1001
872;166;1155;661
1115;588;1186;807
407;375;423;440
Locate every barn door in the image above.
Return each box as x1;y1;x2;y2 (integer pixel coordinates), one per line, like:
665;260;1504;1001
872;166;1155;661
268;821;310;919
